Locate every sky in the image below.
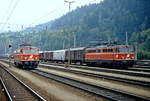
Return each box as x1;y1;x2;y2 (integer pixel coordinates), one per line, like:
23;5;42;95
0;0;102;32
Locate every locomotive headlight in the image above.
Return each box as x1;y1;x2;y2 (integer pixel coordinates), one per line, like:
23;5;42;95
35;56;38;60
116;55;118;58
29;55;33;59
127;54;130;58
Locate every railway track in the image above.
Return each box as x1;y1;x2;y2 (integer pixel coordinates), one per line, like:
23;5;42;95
0;64;46;101
40;62;150;78
39;64;150;87
1;59;150;100
1;60;150;87
2;59;150;74
41;60;150;69
133;65;150;69
127;67;150;72
0;77;11;101
0;60;109;101
30;69;150;101
136;60;150;66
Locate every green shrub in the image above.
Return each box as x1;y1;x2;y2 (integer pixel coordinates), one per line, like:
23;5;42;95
137;50;150;60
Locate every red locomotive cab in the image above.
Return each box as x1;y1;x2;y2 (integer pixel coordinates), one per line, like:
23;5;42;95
114;46;135;60
12;42;40;69
18;48;40;61
13;46;40;68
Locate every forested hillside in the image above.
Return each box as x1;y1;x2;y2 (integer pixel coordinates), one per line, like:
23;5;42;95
0;0;150;59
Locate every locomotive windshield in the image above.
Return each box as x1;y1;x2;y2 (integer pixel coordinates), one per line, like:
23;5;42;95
21;48;39;54
118;47;134;53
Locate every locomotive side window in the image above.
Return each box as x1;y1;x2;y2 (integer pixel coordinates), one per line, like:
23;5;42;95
20;49;23;53
108;49;113;52
87;50;96;53
103;49;107;52
103;49;113;52
97;49;101;52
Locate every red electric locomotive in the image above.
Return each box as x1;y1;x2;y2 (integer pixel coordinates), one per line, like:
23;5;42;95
13;43;40;69
85;45;135;66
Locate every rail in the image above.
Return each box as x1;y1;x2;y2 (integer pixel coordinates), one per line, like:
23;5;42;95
31;69;150;101
39;64;150;87
40;63;150;77
0;63;46;101
0;77;12;101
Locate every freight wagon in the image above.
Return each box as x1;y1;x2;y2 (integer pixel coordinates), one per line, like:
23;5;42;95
39;45;135;67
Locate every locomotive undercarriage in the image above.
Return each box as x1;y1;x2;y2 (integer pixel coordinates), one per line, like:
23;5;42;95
14;61;39;69
85;60;135;67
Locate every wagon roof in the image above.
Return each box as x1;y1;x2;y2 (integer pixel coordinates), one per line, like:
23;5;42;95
86;45;134;50
69;47;85;51
53;49;66;52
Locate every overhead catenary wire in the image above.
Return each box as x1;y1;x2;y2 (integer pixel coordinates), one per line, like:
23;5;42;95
0;22;30;26
1;0;148;33
1;0;14;24
0;23;30;32
0;0;20;32
0;0;14;32
30;8;58;26
30;1;89;26
0;0;101;32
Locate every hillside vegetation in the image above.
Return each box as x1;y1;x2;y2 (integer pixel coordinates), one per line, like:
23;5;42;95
0;0;150;59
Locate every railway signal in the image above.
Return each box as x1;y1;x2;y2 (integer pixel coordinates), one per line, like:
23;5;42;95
8;44;12;67
8;44;12;48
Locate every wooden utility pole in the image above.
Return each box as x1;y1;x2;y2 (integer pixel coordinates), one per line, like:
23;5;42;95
126;32;128;46
64;0;75;68
73;32;76;48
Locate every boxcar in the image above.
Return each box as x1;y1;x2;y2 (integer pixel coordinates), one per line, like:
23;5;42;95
65;47;85;64
39;51;44;61
45;51;53;61
53;50;66;62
